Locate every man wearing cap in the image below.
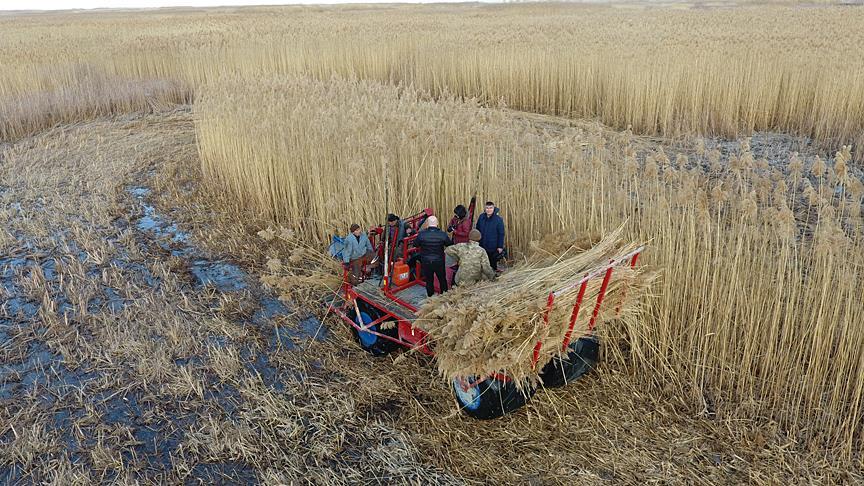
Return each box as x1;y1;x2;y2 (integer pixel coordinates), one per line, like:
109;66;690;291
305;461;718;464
445;229;496;286
343;223;375;285
414;215;453;297
386;213;409;249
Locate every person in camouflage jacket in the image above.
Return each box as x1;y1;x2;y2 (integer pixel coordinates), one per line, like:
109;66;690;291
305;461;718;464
445;229;495;286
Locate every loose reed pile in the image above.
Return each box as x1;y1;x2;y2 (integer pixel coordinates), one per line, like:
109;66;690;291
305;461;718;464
418;229;653;386
257;225;343;308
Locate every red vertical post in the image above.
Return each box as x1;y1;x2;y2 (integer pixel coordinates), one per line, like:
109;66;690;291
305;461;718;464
532;292;556;368
561;280;589;351
588;266;614;332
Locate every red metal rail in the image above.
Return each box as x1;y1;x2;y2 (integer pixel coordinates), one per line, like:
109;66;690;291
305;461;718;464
530;246;644;369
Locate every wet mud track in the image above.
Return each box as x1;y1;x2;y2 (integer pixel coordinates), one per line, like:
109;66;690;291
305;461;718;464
0;182;328;483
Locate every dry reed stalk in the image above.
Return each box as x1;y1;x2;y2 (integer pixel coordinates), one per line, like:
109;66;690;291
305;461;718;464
0;65;188;141
194;75;579;250
257;225;343;308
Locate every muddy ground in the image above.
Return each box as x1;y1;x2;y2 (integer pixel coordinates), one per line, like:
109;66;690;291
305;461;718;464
1;107;859;484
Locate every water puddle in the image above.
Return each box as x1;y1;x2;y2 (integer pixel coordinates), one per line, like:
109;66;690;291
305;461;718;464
87;287;126;314
0;340;98;401
130;414;194;474
2;297;38;320
129;186;246;292
1;255;49;320
125;186;332;366
129;187;151;198
207;383;242;414
190;462;258;483
130;187;190;245
101;392;143;424
296;315;328;342
110;258;159;288
259;298;328;349
255;296;288;324
0;256;28;279
190;259;247;291
271;327;297;351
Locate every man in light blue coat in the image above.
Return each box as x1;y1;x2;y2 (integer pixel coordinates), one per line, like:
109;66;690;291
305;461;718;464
344;223;375;284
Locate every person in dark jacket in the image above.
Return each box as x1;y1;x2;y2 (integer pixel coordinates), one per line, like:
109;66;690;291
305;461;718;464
475;201;505;271
385;213;408;264
386;214;408;249
414;215;453;297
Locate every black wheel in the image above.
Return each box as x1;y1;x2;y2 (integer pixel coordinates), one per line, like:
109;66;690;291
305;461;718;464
452;376;535;419
539;336;599;388
347;304;400;357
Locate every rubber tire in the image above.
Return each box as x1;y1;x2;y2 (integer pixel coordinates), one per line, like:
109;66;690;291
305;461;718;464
347;306;400;357
452;376;536;420
539;337;599;388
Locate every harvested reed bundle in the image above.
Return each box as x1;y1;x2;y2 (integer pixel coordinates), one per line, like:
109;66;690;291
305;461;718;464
417;229;654;387
523;230;603;265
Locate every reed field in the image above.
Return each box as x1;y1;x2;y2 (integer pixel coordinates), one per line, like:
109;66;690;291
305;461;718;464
197;72;864;459
2;3;864;152
3;1;864;481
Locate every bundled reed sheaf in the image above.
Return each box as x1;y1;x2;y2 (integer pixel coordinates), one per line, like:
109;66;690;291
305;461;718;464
418;229;655;386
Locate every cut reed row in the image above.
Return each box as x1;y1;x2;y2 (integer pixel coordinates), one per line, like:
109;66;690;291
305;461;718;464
0;65;188;141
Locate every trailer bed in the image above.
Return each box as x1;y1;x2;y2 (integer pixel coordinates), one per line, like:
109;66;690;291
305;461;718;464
353;277;429;321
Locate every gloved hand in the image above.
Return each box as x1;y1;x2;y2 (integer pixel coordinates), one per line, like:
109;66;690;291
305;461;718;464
447;225;455;233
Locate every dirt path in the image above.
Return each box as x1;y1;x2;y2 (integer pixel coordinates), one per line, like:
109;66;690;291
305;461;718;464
1;109;857;484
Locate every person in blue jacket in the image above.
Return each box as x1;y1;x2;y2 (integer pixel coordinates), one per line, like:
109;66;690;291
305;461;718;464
343;223;375;284
475;201;505;271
